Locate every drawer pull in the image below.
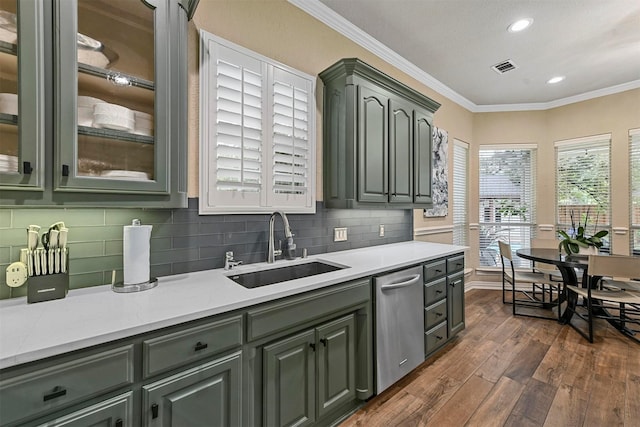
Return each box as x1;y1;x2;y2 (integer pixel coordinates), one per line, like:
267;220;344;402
436;312;443;317
151;403;159;419
194;341;208;352
436;335;444;340
43;386;67;402
115;419;123;427
436;290;443;294
435;269;442;273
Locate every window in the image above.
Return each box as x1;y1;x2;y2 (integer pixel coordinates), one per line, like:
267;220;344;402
199;32;316;214
631;129;640;255
479;146;537;267
452;140;469;246
555;134;611;251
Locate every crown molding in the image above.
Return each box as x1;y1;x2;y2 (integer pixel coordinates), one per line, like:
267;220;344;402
289;0;640;113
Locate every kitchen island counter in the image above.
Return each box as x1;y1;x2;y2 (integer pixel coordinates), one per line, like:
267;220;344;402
0;241;465;369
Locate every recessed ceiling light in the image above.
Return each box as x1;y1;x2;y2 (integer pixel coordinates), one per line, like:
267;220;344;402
508;18;533;33
547;76;565;84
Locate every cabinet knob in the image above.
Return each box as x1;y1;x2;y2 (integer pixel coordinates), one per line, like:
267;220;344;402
43;385;67;402
151;403;159;419
194;341;208;352
320;338;327;347
23;161;33;174
309;342;316;351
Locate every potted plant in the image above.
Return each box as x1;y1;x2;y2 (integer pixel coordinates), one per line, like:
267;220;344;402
557;209;608;255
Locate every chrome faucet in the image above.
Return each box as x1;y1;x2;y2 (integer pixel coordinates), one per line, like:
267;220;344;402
224;251;242;270
267;211;296;263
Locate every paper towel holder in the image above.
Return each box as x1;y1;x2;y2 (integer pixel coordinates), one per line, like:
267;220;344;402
112;270;158;293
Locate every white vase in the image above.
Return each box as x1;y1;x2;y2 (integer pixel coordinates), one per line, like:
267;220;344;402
578;246;598;256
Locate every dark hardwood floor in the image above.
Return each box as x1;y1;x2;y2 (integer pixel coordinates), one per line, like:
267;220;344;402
341;289;640;427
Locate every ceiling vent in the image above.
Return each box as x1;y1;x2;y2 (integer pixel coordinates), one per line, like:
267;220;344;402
491;60;517;74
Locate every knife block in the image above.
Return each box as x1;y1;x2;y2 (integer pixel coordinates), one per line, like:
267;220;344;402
27;272;69;303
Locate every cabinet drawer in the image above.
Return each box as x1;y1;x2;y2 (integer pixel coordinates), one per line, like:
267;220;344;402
424;278;446;305
0;345;134;426
143;315;242;378
424;322;447;355
447;255;464;274
424;260;446;281
246;279;370;342
424;300;447;330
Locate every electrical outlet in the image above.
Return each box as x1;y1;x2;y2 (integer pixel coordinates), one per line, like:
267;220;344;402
334;227;348;242
6;261;28;288
379;224;385;237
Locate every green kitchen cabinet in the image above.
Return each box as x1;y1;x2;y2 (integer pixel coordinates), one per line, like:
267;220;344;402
447;256;466;337
263;314;357;427
423;253;465;357
263;330;317;427
35;392;133;427
319;58;440;209
142;351;242;427
1;0;194;208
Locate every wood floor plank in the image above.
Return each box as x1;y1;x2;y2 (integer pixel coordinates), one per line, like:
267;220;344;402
503;339;550;384
465;376;526;427
505;378;557;426
626;374;640;425
543;383;589;427
423;374;494;426
583;374;626;426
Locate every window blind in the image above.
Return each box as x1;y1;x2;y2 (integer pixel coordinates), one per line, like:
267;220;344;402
630;129;640;254
479;146;537;267
452;140;469;246
555;135;611;246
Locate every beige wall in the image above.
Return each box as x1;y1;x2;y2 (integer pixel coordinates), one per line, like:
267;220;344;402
188;0;640;274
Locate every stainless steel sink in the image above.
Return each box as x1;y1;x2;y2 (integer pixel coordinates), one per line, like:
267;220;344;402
227;261;346;289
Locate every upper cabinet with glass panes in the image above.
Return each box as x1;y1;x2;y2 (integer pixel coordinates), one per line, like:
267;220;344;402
0;0;196;207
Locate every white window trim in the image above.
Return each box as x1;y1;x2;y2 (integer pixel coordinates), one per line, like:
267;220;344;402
199;31;316;214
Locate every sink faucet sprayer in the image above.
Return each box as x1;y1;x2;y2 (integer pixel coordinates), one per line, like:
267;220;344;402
267;211;296;263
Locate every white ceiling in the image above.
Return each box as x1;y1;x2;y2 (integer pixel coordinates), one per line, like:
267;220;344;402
291;0;640;112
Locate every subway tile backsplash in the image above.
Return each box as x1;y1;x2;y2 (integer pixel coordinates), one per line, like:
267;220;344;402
0;199;413;299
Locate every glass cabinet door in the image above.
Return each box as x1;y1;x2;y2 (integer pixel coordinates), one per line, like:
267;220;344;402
0;0;44;190
55;0;170;194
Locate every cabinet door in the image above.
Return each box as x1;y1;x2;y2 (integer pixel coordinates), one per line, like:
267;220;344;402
388;98;413;204
54;0;171;194
414;108;433;204
316;314;356;419
263;329;316;427
37;392;133;427
447;273;465;336
0;0;45;190
357;85;388;203
143;351;242;427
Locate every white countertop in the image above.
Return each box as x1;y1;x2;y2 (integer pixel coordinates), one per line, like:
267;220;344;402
0;241;465;370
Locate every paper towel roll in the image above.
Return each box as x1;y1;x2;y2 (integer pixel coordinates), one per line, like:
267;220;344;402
123;221;152;285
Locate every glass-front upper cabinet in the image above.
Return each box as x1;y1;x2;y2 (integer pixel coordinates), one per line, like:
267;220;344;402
0;0;44;189
55;0;171;194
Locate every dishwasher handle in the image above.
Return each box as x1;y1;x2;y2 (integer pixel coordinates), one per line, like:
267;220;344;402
380;274;421;291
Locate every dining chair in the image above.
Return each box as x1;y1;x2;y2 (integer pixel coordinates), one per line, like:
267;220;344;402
498;241;564;320
565;254;640;343
530;237;563;280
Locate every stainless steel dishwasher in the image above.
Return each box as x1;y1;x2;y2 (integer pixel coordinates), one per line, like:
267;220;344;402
374;265;424;392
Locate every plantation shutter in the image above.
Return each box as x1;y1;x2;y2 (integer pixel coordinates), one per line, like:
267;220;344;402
555;134;611;234
269;67;314;208
452;140;469;246
630;128;640;254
